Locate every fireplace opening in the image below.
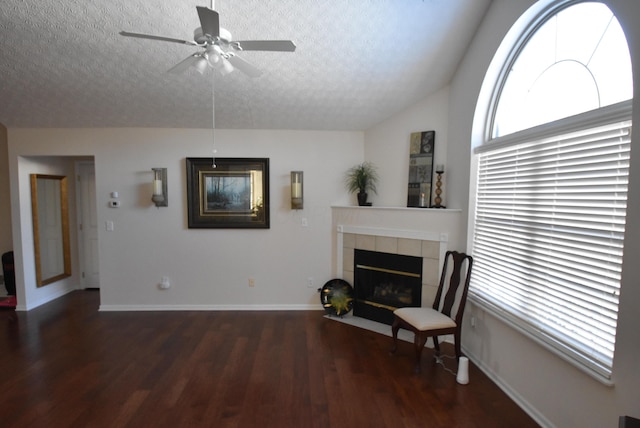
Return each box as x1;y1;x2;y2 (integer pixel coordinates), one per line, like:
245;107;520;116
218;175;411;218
353;249;422;325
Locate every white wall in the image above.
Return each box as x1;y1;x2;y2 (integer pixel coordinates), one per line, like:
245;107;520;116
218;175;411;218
8;128;363;310
12;156;80;308
364;0;640;426
364;86;450;208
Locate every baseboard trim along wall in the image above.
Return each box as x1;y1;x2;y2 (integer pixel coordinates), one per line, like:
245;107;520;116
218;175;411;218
99;304;324;311
462;346;552;428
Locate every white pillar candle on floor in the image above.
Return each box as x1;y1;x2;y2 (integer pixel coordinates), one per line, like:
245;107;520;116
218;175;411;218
456;356;469;384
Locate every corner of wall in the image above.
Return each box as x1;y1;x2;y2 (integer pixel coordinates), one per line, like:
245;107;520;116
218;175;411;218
0;123;12;254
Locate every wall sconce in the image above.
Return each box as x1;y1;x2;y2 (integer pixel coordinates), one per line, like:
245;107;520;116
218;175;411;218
291;171;303;210
152;168;168;207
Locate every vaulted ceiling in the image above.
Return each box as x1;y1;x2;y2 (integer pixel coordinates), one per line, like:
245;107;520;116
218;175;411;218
0;0;491;130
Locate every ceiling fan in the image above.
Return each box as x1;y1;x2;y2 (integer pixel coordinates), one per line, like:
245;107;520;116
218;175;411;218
119;2;296;77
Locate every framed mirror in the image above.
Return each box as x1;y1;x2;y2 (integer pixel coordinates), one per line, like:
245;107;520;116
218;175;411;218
30;174;71;287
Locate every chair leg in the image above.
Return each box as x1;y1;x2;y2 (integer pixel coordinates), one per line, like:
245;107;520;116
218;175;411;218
433;335;440;356
454;331;462;360
390;317;401;354
413;332;430;373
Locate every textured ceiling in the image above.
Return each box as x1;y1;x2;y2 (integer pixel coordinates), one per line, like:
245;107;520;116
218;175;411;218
0;0;491;130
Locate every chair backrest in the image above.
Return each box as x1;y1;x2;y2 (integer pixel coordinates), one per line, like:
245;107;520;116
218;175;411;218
432;251;473;323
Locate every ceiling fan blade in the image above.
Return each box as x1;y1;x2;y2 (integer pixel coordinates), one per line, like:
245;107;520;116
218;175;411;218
196;6;220;39
226;54;262;78
119;31;196;46
234;40;296;52
168;54;201;74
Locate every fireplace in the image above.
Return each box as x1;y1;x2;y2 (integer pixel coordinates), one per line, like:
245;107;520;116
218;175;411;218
354;249;422;325
334;214;458;322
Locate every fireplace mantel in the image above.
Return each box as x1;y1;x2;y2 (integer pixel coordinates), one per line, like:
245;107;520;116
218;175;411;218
331;205;463;248
331;205;462;212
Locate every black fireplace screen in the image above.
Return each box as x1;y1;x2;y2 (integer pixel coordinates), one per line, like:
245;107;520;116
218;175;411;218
354;249;422;325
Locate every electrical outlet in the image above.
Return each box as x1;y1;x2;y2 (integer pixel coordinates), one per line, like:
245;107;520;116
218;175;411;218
249;278;255;287
307;277;314;288
159;276;170;289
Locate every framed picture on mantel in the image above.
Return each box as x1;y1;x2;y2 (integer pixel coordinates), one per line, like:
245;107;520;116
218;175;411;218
407;130;435;208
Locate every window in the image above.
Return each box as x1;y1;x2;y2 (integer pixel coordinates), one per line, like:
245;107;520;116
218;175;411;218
491;2;631;138
470;1;632;382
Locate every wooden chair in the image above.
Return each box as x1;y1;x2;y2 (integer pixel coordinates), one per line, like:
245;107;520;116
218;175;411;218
390;250;473;373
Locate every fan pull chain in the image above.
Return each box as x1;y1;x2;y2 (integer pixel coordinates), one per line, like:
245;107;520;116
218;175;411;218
211;73;217;168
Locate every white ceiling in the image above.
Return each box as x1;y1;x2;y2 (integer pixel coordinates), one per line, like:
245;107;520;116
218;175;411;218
0;0;491;131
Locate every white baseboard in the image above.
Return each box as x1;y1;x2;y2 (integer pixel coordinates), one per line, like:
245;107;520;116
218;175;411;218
462;346;554;428
99;303;324;311
17;287;76;311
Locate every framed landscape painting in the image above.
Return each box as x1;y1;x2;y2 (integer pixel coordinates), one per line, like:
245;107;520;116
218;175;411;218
186;157;270;229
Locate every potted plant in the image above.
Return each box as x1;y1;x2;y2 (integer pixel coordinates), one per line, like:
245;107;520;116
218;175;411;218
345;161;379;206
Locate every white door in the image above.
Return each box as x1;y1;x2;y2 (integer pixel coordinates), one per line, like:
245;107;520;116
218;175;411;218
77;162;100;288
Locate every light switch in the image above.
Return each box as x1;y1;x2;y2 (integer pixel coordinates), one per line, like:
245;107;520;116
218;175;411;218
105;221;114;231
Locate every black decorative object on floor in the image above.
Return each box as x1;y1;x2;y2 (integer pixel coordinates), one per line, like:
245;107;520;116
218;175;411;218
2;251;15;296
320;279;354;316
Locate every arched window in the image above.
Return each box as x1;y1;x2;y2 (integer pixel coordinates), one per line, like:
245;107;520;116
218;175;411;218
470;1;632;383
492;2;631;137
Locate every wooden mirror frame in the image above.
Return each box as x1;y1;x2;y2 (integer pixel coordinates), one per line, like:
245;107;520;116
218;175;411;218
30;174;71;287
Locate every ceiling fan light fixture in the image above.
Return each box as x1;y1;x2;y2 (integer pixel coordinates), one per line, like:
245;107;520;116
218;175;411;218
194;57;209;74
206;45;221;64
219;58;234;75
119;4;295;77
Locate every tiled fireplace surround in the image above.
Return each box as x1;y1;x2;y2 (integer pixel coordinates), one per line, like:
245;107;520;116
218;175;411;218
331;206;463;307
338;226;447;306
332;206;462;309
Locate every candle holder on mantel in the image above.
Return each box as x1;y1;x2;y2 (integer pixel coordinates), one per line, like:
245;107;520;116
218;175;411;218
432;165;446;208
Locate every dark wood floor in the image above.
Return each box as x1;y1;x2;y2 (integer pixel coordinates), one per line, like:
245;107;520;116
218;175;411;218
0;291;538;427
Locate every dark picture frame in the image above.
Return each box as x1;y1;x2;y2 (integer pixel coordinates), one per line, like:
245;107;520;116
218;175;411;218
407;130;435;208
186;157;270;229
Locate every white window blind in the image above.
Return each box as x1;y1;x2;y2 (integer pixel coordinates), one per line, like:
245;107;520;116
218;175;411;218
470;117;631;380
